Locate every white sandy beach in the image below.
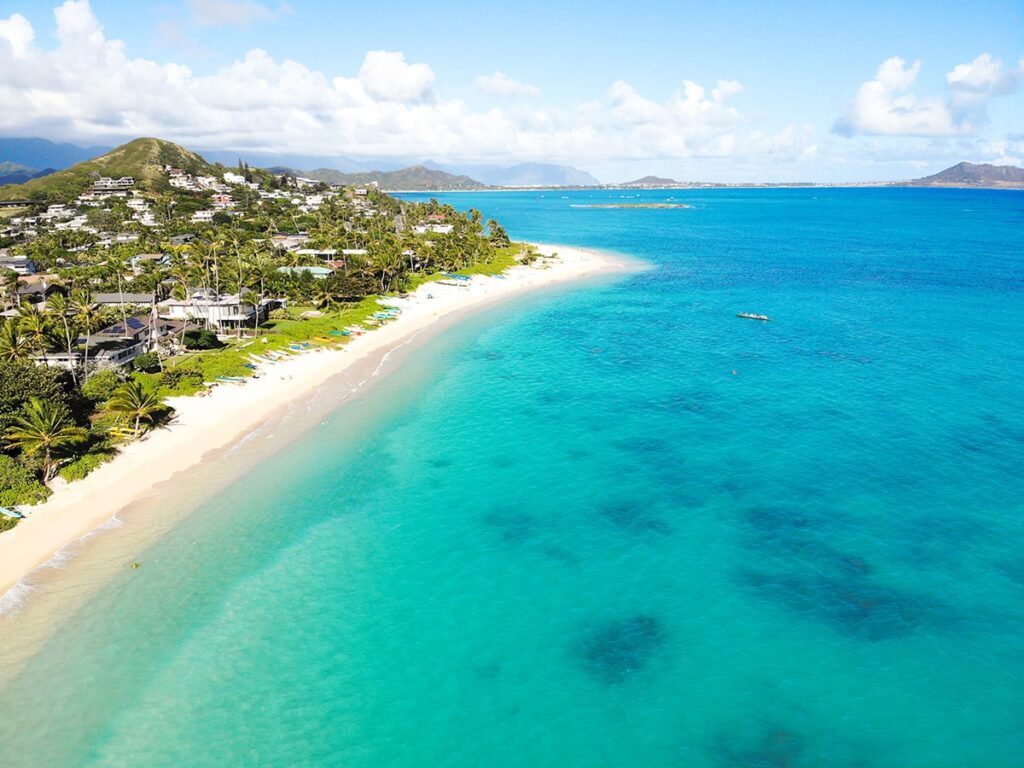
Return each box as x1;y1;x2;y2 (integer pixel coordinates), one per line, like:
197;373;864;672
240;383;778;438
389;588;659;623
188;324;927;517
0;245;631;600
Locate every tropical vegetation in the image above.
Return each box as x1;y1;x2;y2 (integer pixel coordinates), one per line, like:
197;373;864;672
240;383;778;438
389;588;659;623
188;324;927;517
0;137;536;523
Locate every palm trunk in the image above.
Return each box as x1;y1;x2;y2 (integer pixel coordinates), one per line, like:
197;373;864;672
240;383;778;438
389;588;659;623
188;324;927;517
63;316;77;385
117;271;128;329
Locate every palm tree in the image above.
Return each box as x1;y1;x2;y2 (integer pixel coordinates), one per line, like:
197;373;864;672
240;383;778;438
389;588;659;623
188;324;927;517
70;289;96;381
4;398;88;482
107;249;132;330
17;302;50;357
0;268;18;311
45;294;80;384
0;320;31;362
312;280;344;311
105;380;165;438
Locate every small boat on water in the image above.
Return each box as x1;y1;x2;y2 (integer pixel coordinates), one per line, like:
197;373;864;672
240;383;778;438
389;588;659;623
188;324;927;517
0;507;23;519
737;313;770;321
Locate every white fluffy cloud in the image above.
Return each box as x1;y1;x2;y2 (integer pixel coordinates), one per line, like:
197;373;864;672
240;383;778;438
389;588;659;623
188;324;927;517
0;0;808;167
475;71;541;98
836;54;1021;137
947;53;1022;107
0;12;33;58
358;51;435;103
834;57;963;136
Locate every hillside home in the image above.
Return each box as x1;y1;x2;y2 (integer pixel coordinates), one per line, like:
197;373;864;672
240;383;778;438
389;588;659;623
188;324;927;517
93;176;135;191
92;292;156;308
0;255;37;275
295;248;338;261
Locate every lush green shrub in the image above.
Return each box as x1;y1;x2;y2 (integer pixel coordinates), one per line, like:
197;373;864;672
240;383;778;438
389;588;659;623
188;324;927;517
182;329;222;350
82;369;123;404
0;359;80;435
133;351;161;373
158;368;204;392
58;446;117;482
0;455;51;507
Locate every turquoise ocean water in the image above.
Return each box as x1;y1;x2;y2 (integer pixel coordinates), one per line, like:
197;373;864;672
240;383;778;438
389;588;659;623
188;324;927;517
1;188;1023;766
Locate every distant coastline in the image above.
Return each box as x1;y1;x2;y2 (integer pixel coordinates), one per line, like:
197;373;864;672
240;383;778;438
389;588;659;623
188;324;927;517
393;182;1024;194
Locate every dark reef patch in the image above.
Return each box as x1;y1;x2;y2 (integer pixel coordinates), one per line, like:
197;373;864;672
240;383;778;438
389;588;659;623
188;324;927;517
541;545;579;565
740;569;936;641
491;454;518;469
742;506;870;577
713;725;805;767
483;509;539;545
577;614;666;683
601;502;673;536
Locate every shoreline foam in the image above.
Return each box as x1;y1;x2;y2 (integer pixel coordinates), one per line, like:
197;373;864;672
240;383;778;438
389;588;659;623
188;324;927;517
0;245;635;602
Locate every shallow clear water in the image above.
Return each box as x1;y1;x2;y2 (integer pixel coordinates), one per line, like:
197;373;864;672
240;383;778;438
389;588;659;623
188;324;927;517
1;188;1023;767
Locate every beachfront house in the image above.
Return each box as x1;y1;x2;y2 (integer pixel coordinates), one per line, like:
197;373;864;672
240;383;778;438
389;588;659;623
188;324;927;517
33;314;193;370
158;290;277;331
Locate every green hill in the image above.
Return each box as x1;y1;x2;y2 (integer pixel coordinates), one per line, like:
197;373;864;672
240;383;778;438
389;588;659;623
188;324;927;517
0;138;221;201
905;161;1024;188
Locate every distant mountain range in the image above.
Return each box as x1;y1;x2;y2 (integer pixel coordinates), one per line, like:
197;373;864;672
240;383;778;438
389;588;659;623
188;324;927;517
0;161;55;186
204;151;601;187
0;137;112;188
201;149;396;174
271;164;486;191
0;137;111;171
422;161;601;187
901;162;1024;188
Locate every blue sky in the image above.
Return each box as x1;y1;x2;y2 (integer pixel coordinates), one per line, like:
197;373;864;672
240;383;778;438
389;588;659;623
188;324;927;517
1;0;1022;181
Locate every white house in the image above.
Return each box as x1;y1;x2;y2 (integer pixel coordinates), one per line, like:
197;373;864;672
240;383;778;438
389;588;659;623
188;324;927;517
295;248;339;261
93;176;135;191
159;291;262;330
